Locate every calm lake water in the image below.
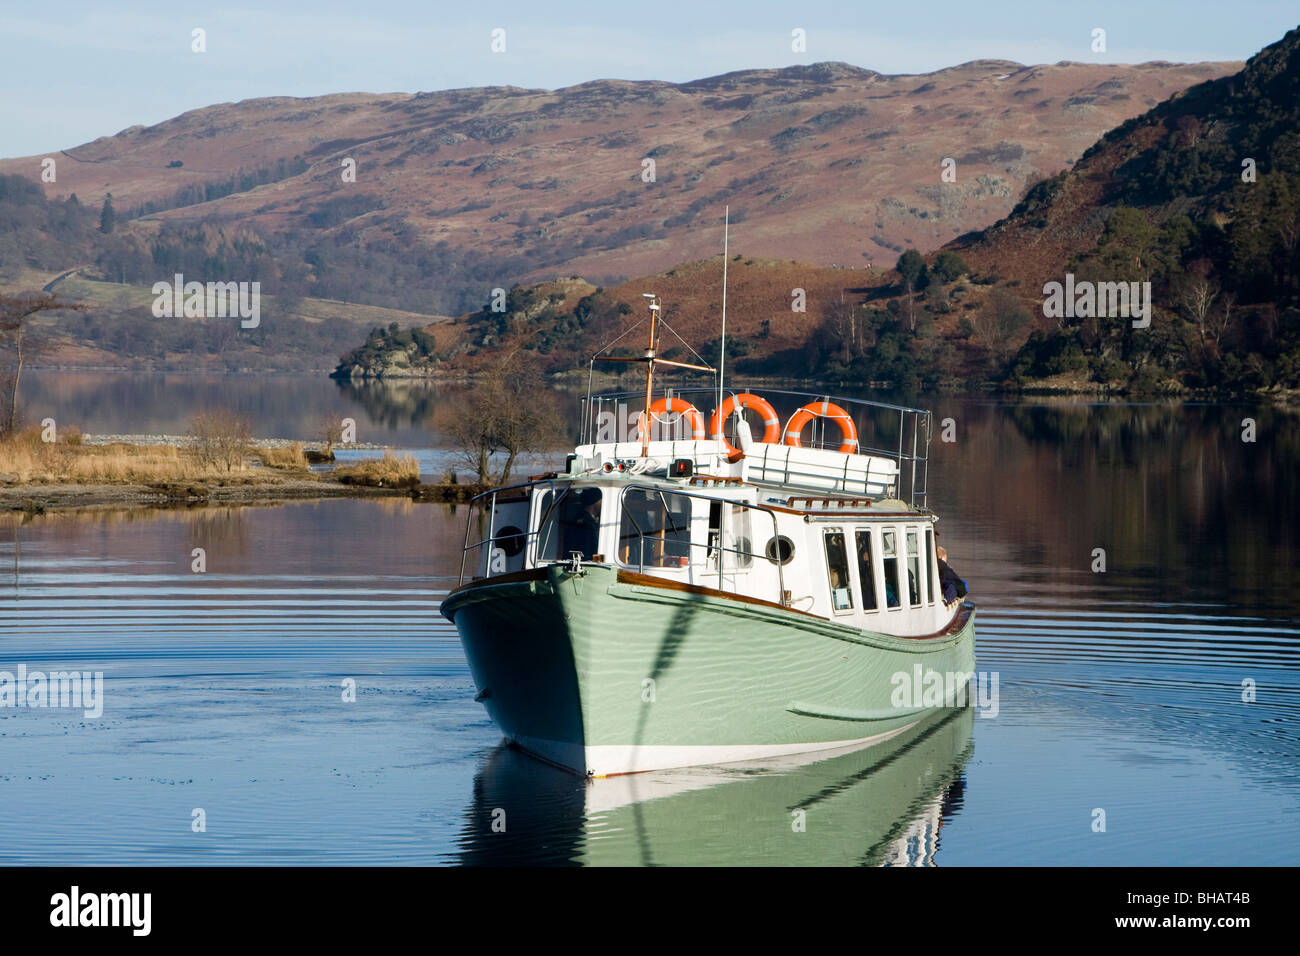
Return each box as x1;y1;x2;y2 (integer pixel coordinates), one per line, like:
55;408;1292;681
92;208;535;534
2;373;1297;865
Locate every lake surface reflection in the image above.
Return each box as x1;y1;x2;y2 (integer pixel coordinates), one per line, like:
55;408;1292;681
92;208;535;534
2;382;1297;864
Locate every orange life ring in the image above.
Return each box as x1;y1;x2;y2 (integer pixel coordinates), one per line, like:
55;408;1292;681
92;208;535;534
783;400;859;453
643;397;706;441
708;393;781;458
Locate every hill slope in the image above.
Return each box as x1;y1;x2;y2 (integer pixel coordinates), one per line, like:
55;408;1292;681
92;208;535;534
339;28;1300;396
1;59;1234;316
948;24;1300;392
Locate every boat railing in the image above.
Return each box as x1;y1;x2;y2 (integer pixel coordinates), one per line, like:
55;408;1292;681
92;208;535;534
580;386;932;508
458;477;557;586
458;478;790;606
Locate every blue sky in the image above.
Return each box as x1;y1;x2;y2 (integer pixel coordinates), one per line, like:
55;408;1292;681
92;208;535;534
1;1;1296;157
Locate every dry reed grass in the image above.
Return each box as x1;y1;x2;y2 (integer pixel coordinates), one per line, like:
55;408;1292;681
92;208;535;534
332;452;420;488
0;428;238;483
256;443;308;471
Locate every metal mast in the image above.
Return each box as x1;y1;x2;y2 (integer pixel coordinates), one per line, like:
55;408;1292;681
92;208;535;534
716;206;729;442
592;294;714;457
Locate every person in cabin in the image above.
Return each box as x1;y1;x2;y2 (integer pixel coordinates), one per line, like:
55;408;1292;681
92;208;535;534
856;540;877;608
564;487;603;559
883;561;899;609
936;545;968;604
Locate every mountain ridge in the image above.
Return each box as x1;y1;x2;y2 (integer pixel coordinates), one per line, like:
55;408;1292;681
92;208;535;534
0;57;1237;316
334;28;1300;396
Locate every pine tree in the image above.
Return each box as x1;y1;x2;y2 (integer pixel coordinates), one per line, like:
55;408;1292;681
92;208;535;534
99;194;115;234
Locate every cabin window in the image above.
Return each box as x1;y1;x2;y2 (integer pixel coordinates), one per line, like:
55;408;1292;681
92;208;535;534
824;531;854;612
724;505;753;569
534;490;562;560
925;528;936;605
855;530;878;611
708;501;753;569
535;488;603;562
882;530;901;609
494;526;526;557
619;488;693;569
765;536;795;565
906;530;922;607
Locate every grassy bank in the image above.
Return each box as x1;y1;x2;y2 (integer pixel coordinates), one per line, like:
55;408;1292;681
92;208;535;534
0;428;330;483
0;429;483;511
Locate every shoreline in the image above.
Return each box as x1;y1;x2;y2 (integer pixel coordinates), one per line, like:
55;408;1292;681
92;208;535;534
23;366;1300;403
0;476;488;513
1;478;399;513
1;468;488;512
78;434;390;450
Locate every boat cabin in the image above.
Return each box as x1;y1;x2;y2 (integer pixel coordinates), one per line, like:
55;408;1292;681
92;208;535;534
461;390;952;638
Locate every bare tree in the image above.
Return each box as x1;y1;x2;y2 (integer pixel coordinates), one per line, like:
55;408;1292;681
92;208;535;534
0;292;88;435
1174;115;1203;147
819;296;865;362
901;292;921;333
446;354;566;485
189;410;252;471
315;414;344;453
1204;290;1235;350
1176;274;1218;344
969;288;1031;364
1278;207;1300;260
448;396;495;486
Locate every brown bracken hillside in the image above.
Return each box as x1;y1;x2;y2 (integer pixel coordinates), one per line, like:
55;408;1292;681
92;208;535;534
2;59;1235;287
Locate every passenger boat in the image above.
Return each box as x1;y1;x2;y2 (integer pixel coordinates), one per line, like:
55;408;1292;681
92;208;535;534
440;293;976;777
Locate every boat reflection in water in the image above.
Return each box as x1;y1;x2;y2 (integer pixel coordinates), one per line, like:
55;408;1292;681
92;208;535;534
456;706;973;866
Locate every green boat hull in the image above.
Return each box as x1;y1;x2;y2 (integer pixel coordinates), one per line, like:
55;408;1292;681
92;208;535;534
442;563;977;776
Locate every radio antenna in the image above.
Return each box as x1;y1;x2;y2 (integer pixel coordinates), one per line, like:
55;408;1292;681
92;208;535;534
716;206;729;444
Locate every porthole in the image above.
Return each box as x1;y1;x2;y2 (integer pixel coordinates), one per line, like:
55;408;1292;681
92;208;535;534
765;535;795;565
494;525;526;557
